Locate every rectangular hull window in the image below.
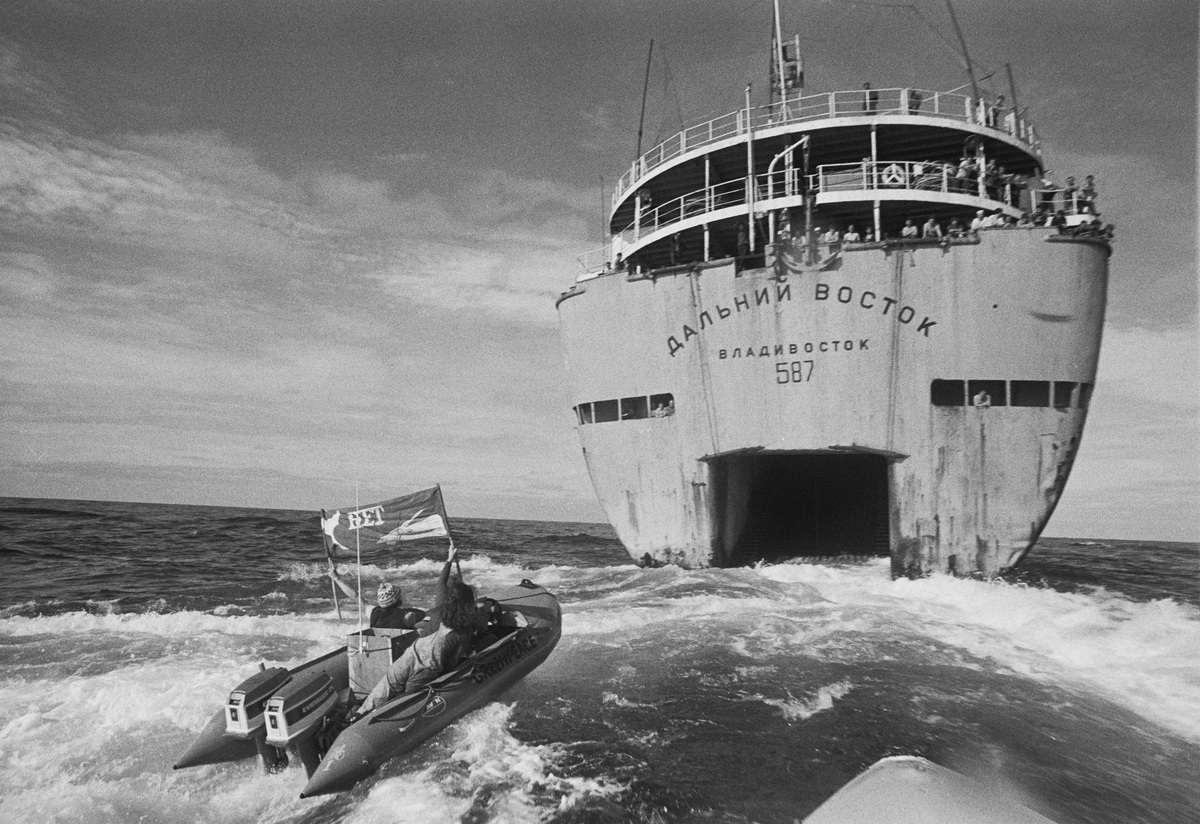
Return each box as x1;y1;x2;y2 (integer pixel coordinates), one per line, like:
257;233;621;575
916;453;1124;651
968;380;1007;406
620;396;649;420
930;379;966;406
1053;382;1076;408
1011;380;1050;407
594;399;619;423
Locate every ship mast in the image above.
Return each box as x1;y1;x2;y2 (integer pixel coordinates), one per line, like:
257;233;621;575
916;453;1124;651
944;0;980;103
635;39;654;159
772;0;786;107
770;0;802;106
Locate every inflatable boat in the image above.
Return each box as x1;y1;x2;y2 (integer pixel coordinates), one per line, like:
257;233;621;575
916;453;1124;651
802;756;1058;823
174;580;561;797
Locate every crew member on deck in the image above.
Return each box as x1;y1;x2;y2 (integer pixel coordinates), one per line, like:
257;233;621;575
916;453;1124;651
329;571;427;630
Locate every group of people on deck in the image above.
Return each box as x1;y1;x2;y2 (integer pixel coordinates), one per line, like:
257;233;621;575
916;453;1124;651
329;544;503;716
859;84;1019;134
794;162;1109;249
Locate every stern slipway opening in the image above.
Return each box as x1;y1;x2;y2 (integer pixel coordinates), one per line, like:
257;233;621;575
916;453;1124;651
717;453;892;567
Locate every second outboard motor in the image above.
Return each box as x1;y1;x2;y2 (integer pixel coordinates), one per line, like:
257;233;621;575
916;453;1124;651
226;666;291;770
264;672;339;776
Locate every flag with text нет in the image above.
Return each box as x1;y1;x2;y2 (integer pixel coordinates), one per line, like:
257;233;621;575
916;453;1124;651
321;486;450;559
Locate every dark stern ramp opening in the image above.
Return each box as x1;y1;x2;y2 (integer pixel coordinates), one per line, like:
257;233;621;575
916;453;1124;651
724;453;891;566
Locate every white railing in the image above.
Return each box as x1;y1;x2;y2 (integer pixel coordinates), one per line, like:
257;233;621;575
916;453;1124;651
613;87;1038;206
575;246;610;274
613;178;755;251
577;159;1031;273
617;161;1019;246
813;160;1021;206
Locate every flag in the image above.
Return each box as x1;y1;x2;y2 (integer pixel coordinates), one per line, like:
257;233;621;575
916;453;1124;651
770;15;803;97
322;486;451;559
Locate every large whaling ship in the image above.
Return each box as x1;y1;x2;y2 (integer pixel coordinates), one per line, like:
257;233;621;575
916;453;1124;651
557;6;1111;576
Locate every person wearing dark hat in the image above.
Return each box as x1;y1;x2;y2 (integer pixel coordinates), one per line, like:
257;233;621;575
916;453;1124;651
329;571;426;629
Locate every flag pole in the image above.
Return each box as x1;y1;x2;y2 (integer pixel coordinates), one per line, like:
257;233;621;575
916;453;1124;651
320;509;342;619
437;484;462;576
355;482;363;635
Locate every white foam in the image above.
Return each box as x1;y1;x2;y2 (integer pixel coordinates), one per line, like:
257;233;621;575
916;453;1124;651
346;703;625;824
753;679;854;721
1;554;1195;824
0;607;347;645
760;560;1200;741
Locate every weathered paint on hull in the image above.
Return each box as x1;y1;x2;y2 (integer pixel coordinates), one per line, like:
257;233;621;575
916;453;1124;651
558;229;1108;576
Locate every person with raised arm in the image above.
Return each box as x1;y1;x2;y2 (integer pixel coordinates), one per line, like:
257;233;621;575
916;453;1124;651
355;544;478;715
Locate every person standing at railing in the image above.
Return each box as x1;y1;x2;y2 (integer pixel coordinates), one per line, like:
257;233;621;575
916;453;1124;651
822;227;841;253
956;157;973;193
988;94;1005;128
843;225;862;243
1079;175;1098;213
907;88;923;114
922;216;943;239
1037;171;1056;211
901;219;919;238
910;160;925;188
862;82;878;112
1006;170;1027;209
1061;176;1078;213
983;159;999;199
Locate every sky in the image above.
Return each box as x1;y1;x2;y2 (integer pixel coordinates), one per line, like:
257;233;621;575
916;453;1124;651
0;0;1196;542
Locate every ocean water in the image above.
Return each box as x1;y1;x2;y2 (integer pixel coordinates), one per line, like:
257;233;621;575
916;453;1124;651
0;497;1197;824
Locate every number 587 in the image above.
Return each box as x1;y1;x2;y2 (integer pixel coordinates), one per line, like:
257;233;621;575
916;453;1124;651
775;360;814;384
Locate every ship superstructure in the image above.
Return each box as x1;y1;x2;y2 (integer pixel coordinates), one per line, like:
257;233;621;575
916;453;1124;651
557;16;1110;576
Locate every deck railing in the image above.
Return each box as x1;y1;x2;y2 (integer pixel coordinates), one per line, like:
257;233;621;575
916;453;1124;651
596;160;1020;260
815;160;1021;205
613;87;1038;206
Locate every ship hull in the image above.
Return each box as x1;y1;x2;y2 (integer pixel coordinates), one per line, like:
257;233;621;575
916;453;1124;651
559;229;1108;576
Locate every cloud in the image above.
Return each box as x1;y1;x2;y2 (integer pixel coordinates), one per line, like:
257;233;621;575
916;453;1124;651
0;36;72;122
0;119;597;517
2;0;1191;533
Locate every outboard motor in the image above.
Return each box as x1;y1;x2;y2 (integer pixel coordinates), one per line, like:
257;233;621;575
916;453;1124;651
226;666;290;770
264;672;340;776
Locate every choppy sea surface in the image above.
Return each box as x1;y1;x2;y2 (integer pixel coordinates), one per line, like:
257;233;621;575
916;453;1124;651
0;497;1197;824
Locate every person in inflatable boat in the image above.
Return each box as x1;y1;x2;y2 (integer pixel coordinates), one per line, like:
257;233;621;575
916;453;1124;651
355;545;478;715
328;571;427;630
